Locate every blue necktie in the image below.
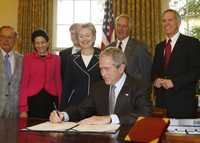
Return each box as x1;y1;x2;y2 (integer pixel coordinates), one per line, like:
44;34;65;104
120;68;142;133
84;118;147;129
4;54;11;79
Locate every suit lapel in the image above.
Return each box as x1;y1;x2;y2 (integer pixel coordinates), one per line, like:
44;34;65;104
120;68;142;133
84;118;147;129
166;34;184;70
102;84;110;114
11;53;20;80
124;38;136;61
114;78;130;113
73;53;88;72
87;50;99;71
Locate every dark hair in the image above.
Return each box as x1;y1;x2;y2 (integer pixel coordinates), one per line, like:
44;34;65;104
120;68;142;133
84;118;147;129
31;29;49;42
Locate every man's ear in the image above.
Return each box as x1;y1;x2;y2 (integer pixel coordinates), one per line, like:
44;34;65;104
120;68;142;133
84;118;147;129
119;64;126;74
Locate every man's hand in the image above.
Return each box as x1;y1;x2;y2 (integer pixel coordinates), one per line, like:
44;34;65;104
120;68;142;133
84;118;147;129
153;78;164;88
78;116;111;125
49;111;64;123
19;112;28;118
162;79;174;89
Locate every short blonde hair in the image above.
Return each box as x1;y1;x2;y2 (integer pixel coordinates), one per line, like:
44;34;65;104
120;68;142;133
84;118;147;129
79;22;96;43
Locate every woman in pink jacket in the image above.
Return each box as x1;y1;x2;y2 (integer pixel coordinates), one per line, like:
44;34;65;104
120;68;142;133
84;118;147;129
19;29;62;119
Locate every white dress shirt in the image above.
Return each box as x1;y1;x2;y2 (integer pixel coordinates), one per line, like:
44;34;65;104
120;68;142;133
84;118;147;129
63;73;127;124
166;32;180;52
1;49;15;75
117;36;129;52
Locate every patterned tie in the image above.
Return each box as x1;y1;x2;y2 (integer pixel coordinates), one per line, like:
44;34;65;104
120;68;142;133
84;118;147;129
4;54;11;79
164;39;172;69
109;85;116;114
118;41;122;50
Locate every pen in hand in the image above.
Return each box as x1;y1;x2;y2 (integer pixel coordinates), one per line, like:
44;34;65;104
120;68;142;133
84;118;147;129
53;102;61;118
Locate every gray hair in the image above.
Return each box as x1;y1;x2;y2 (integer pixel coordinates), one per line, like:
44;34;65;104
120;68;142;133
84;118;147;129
100;47;127;68
163;9;181;22
79;23;96;44
115;14;131;27
69;23;81;32
0;25;17;37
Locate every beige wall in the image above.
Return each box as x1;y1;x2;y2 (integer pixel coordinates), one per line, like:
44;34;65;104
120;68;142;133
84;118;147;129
0;0;18;30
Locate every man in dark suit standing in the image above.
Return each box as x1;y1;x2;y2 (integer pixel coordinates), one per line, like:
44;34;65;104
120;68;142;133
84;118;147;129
50;48;152;125
59;23;81;81
152;9;200;118
59;23;81;110
109;14;152;82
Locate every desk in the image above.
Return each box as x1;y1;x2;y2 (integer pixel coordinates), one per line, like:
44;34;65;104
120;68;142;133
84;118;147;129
0;118;200;143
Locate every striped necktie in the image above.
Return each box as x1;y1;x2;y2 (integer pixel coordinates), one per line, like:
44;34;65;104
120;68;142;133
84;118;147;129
4;54;11;79
109;85;116;114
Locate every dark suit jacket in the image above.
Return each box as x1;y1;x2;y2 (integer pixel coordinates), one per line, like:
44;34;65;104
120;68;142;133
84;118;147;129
60;48;102;110
59;47;73;83
151;34;200;118
109;37;152;82
65;75;152;125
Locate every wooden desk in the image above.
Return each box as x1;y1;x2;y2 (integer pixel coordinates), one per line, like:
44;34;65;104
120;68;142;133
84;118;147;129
0;118;200;143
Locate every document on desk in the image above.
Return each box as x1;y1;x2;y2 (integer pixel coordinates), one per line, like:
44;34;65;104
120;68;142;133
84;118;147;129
26;121;78;132
24;121;120;133
167;118;200;134
71;124;120;133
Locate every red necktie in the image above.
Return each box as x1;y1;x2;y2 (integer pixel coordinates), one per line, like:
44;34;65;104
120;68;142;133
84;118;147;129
164;39;172;69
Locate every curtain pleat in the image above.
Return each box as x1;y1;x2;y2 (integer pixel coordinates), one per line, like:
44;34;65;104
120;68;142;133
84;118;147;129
112;0;163;55
17;0;53;54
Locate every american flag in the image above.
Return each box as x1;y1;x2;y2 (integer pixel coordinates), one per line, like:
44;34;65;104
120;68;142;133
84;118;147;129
101;0;115;49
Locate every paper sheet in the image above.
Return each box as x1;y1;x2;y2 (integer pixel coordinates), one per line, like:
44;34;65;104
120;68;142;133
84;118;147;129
167;118;200;134
71;124;120;133
26;121;78;131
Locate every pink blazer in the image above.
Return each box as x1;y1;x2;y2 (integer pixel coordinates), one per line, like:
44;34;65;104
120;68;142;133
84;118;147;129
19;52;62;112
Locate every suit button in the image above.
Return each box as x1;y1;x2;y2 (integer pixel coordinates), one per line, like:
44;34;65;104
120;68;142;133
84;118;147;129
8;82;11;86
5;94;9;96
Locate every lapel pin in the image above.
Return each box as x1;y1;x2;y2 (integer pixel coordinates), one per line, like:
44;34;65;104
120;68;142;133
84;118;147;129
125;93;129;96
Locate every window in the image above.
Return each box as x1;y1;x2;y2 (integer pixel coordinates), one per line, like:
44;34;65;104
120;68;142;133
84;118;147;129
169;0;200;38
55;0;105;50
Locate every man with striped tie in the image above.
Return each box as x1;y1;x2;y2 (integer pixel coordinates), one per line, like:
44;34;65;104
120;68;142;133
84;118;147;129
108;14;152;82
50;48;152;125
0;26;23;118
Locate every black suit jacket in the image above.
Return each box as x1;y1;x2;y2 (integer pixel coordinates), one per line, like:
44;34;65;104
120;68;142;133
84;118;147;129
60;48;102;110
59;47;73;83
109;37;152;82
152;34;200;118
65;75;152;125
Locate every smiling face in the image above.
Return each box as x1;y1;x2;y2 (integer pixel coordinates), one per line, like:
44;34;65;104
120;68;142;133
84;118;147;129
99;55;125;85
33;36;49;55
0;27;17;53
78;27;94;49
115;16;129;41
162;11;181;38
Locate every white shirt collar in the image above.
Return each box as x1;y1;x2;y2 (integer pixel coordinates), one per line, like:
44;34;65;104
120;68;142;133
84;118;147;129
166;32;180;50
0;48;14;58
0;48;15;74
112;73;127;96
117;36;129;52
72;46;81;54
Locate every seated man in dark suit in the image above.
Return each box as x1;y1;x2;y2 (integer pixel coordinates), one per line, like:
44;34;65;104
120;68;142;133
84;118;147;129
50;48;152;125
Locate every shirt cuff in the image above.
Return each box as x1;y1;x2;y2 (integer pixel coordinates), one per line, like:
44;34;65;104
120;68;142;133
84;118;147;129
62;112;69;121
110;114;120;124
